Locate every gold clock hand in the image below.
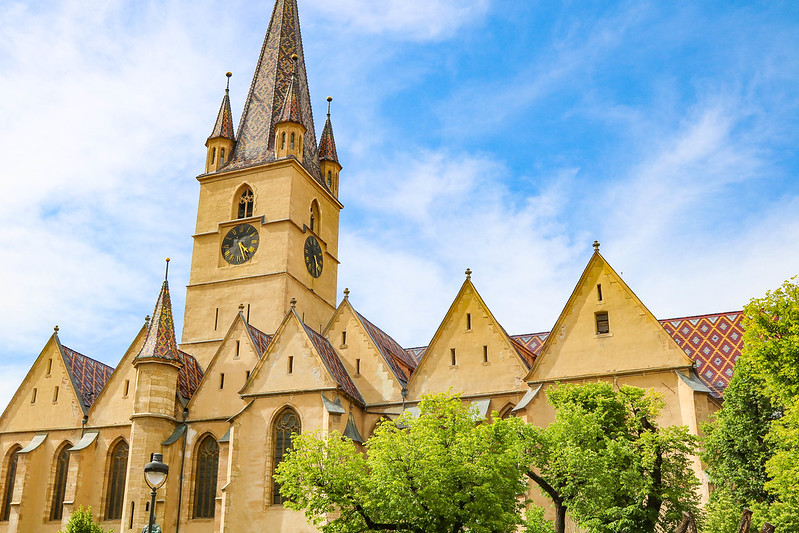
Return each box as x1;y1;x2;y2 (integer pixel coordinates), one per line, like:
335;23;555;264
239;242;248;258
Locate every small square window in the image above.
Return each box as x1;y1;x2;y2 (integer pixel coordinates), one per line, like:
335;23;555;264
596;312;610;334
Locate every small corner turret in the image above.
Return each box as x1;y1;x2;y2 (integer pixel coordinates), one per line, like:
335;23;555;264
274;54;306;161
318;96;342;196
205;72;236;174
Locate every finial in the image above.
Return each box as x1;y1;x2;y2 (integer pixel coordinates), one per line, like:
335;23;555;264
465;268;472;280
54;325;59;334
290;297;297;309
164;257;171;280
593;240;600;252
343;287;350;300
145;315;150;327
326;96;332;117
239;303;245;312
225;71;232;92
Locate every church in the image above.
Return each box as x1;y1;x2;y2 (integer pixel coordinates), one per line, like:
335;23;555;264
0;1;744;532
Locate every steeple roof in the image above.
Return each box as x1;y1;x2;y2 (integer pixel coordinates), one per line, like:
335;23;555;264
276;61;303;125
318;98;339;163
224;0;320;178
135;280;181;364
208;75;235;142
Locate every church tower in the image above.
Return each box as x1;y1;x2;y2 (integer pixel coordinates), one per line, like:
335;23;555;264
180;0;342;366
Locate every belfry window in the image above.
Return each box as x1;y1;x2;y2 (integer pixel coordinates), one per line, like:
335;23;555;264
237;187;254;219
105;440;128;520
273;408;301;504
211;147;216;164
281;132;286;149
220;148;226;163
310;200;320;233
50;444;70;521
327;171;332;187
193;435;219;518
1;446;20;521
290;133;295;150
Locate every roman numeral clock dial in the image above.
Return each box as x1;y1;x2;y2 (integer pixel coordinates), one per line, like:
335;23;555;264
221;223;259;265
304;235;323;278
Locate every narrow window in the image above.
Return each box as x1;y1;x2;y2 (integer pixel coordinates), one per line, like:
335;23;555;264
596;312;610;334
211;147;216;164
327;171;332;187
288;356;294;374
214;308;219;331
310;200;320;234
123;380;130;397
597;284;603;302
247;304;251;322
245;370;250;381
273;409;301;504
192;436;219;518
483;345;488;363
129;502;135;530
310;211;315;231
237;187;254;219
50;445;70;520
466;313;472;330
450;348;457;366
219;373;225;389
220;148;225;162
235;340;240;358
356;359;361;375
105;441;129;520
342;331;347;346
31;388;37;404
52;386;59;403
1;446;21;521
46;358;52;375
290;133;295;150
281;132;286;149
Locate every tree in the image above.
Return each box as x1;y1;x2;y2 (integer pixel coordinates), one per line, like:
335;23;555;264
275;392;536;533
524;382;700;533
59;506;112;533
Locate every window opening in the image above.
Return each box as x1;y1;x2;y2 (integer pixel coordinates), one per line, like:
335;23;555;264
1;447;20;521
273;409;300;504
50;445;70;520
466;313;472;330
193;436;219;518
356;359;361;375
342;331;347;346
483;345;488;363
247;304;251;322
597;284;603;302
47;358;52;375
596;312;610;334
327;171;332;187
235;340;240;358
290;133;295;150
123;380;130;397
245;370;250;381
52;386;58;403
450;348;457;366
105;441;129;520
288;356;294;374
281;132;286;149
214;308;219;331
220;148;225;162
211;147;216;164
129;502;135;530
31;388;37;404
237;187;254;219
220;373;225;389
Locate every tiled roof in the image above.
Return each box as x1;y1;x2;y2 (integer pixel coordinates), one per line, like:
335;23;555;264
509;333;549;356
208;88;235;141
406;346;426;363
317;114;338;163
276;71;303;125
136;281;180;363
61;345;113;412
509;338;537;370
176;350;204;400
223;0;321;180
355;311;416;384
302;323;364;406
247;324;273;357
660;311;743;398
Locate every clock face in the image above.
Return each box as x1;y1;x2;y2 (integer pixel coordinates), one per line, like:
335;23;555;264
221;223;259;265
304;235;323;278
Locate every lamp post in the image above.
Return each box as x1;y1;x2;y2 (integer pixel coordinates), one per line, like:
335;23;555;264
144;453;169;533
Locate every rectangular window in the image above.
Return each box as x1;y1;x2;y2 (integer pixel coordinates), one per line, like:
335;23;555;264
245;370;250;381
356;359;361;375
483;345;488;363
123;379;130;397
31;388;37;404
450;348;457;366
235;340;240;358
288;356;294;374
466;313;472;330
342;330;347;345
214;308;219;331
220;373;225;389
53;386;59;402
597;284;603;302
46;358;52;375
596;312;610;334
247;304;251;322
129;502;135;530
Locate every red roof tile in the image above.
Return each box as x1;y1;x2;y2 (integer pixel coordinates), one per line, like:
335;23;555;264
136;281;180;363
60;345;113;411
247;323;273;357
176;350;204;400
208;88;235;141
355;311;416;384
302;323;364;406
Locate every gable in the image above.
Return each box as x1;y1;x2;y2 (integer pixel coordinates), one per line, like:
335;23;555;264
528;253;694;382
406;280;529;399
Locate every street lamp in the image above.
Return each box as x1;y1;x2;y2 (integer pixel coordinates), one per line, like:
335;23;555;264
144;453;169;533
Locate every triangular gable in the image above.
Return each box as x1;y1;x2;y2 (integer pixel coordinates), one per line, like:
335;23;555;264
354;310;416;383
59;342;113;413
527;250;694;383
405;278;530;399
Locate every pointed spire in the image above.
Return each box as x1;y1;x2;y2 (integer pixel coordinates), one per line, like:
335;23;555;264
225;0;320;177
208;72;235;142
277;55;303;124
318;96;339;163
135;273;181;363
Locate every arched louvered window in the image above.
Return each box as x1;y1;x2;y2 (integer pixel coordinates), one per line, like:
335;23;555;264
50;445;70;521
104;440;128;520
237;187;254;219
309;200;320;233
193;435;219;519
272;408;300;504
1;446;20;521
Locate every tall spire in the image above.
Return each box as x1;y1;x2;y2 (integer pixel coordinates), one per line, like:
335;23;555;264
276;55;303;124
208;72;236;142
318;96;339;164
224;0;320;178
135;267;181;363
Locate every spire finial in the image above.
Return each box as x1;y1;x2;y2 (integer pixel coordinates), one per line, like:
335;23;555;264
465;268;472;280
225;71;232;93
54;325;59;334
593;240;600;252
290;297;297;309
239;303;245;313
326;96;332;117
164;258;170;281
343;287;350;300
145;315;150;327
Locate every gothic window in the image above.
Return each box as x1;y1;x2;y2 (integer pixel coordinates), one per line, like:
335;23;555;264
326;171;332;188
220;148;226;163
237;187;254;219
281;132;286;149
193;435;219;519
49;444;70;521
290;133;295;150
211;147;216;164
272;408;300;504
1;446;20;521
309;200;320;233
104;440;128;520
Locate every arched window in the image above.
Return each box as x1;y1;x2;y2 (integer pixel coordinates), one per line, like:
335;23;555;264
237;187;254;219
290;133;295;150
104;440;128;520
272;408;300;504
50;444;70;521
326;171;332;188
281;132;286;149
309;200;320;233
193;435;219;519
1;446;20;521
211;147;216;164
220;148;226;163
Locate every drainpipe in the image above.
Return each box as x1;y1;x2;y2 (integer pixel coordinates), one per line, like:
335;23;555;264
175;407;189;533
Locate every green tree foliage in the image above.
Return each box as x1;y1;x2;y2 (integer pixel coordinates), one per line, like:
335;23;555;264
59;506;112;533
275;392;536;533
525;382;700;533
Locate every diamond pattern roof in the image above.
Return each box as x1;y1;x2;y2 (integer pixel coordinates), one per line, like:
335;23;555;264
276;71;303;125
247;323;273;357
61;345;113;412
176;350;204;400
209;89;235;141
302;322;364;406
317;114;338;163
355;311;416;384
135;281;180;363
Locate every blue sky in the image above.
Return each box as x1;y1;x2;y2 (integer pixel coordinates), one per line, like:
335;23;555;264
1;0;797;410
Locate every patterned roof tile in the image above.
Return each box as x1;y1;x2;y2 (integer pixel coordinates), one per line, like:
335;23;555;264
317;114;338;163
354;311;416;384
208;88;235;141
302;322;364;406
276;70;303;125
247;323;273;357
135;281;180;363
60;345;113;411
176;350;204;400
